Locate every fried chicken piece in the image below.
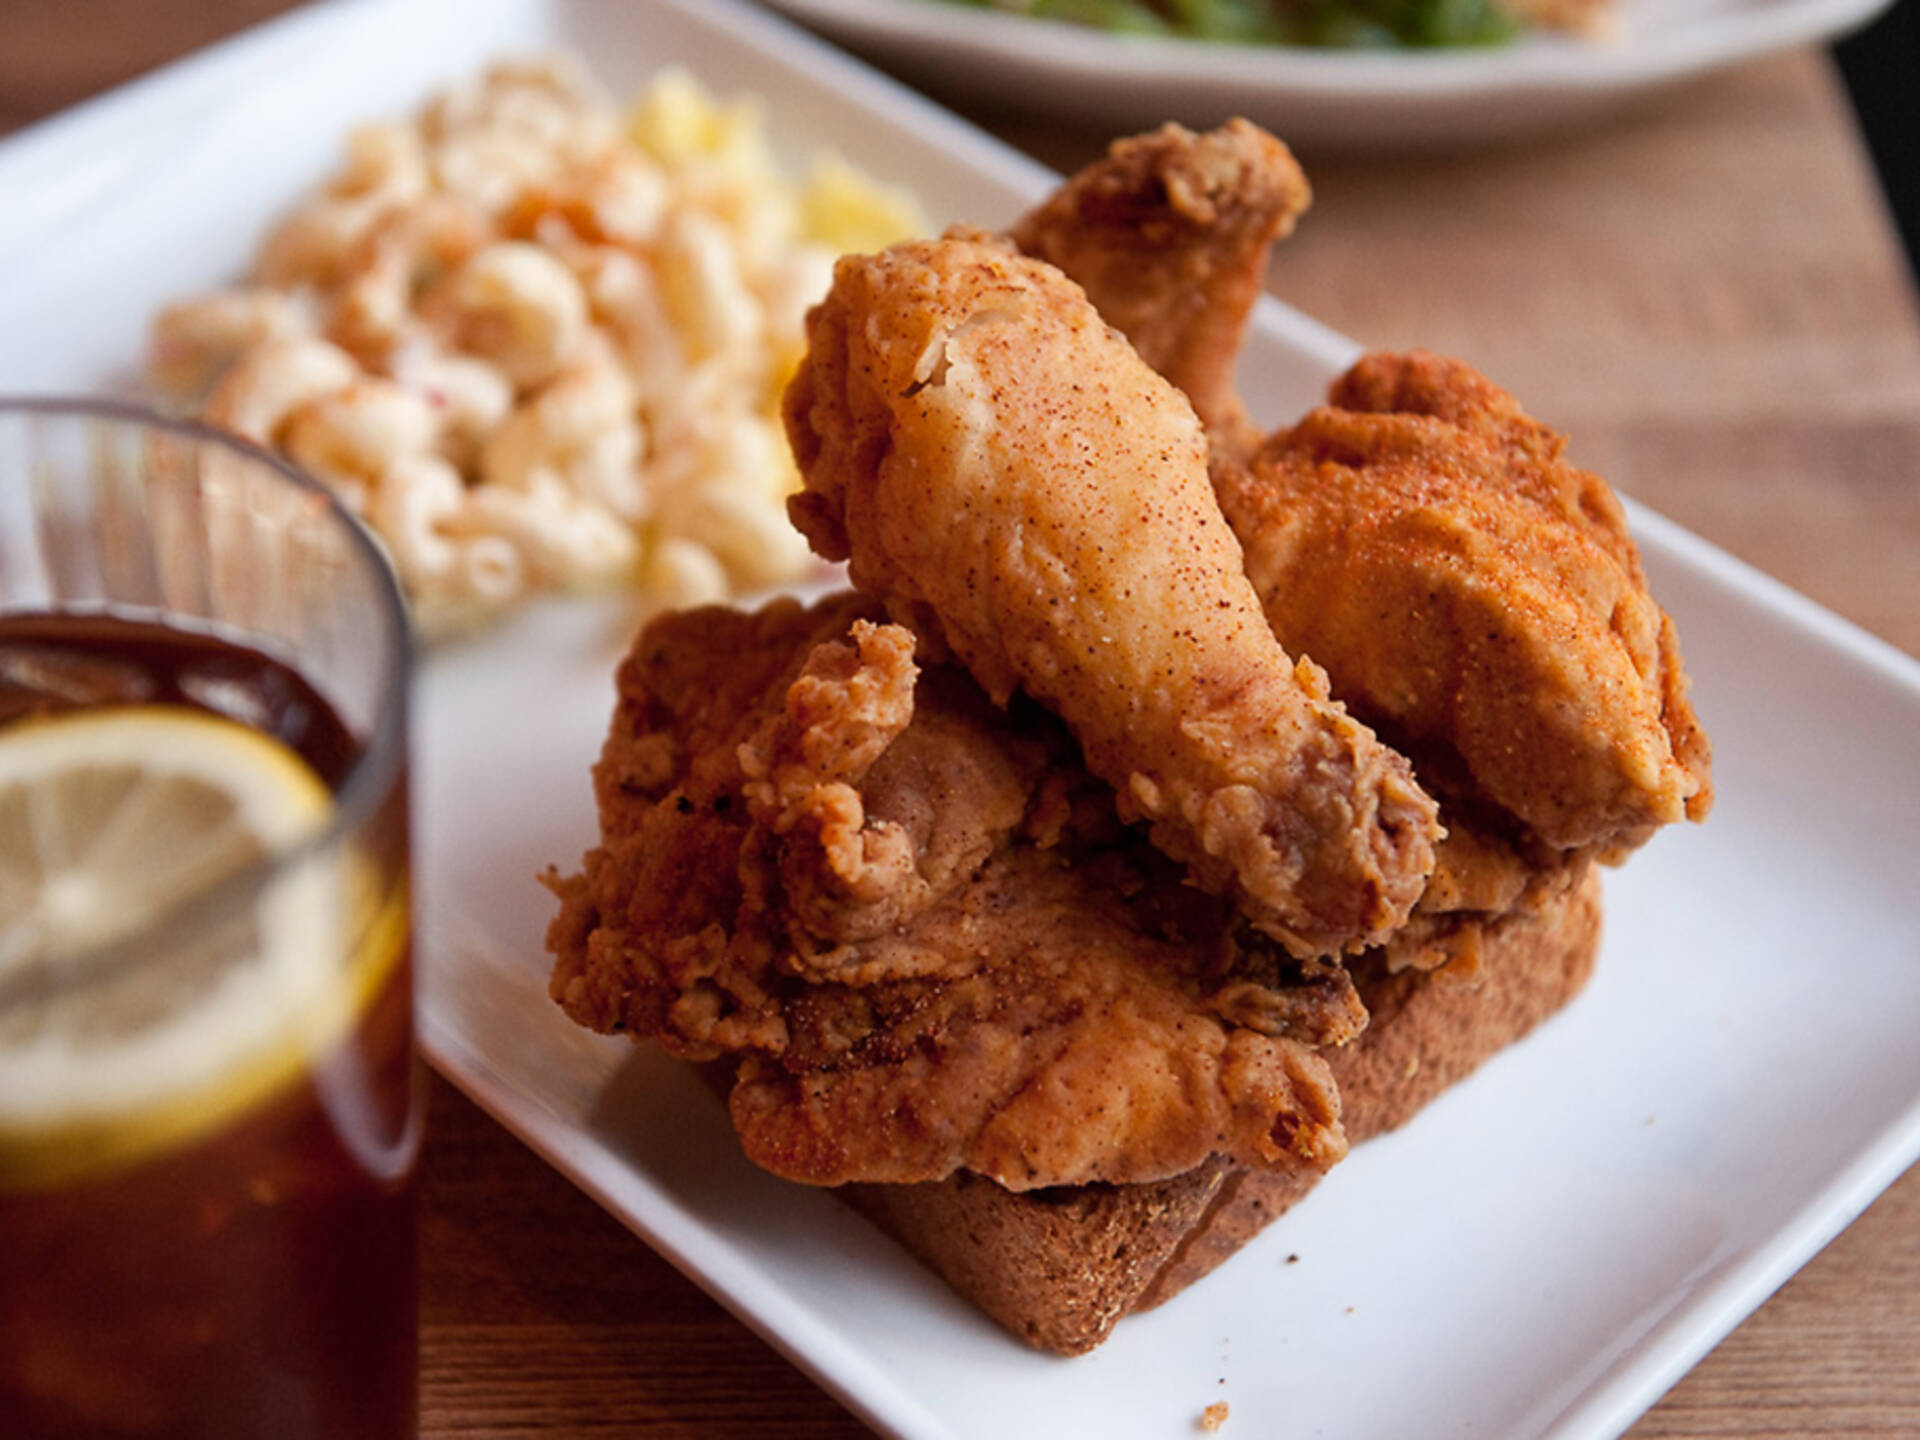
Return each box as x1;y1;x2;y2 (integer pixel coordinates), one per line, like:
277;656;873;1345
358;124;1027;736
547;594;1363;1192
1007;126;1710;874
783;233;1438;958
1220;351;1712;861
729;848;1348;1190
1010;119;1311;462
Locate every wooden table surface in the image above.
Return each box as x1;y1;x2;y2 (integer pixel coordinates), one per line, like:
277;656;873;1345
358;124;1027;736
5;2;1918;1435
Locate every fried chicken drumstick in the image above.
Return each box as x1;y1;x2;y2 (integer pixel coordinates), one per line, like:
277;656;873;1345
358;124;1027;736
783;232;1439;959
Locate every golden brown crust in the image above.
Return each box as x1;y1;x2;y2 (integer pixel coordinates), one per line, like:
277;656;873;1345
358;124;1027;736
1219;351;1713;861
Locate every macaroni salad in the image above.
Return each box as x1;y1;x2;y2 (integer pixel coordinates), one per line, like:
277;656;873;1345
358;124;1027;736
150;56;923;638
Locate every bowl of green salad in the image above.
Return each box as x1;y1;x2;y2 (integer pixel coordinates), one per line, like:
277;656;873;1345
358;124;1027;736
759;0;1895;148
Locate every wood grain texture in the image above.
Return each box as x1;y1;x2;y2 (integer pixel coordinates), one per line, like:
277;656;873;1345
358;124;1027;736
3;3;1917;1434
419;1074;870;1438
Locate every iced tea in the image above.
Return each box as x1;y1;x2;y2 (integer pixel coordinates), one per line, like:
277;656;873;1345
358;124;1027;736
0;614;418;1440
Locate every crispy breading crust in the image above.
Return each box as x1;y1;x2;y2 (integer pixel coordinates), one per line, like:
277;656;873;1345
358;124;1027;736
1220;350;1712;859
548;594;1369;1193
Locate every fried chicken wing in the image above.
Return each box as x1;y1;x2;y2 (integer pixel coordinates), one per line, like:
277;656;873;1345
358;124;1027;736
1220;351;1712;859
1010;119;1311;462
782;233;1438;958
547;594;1363;1192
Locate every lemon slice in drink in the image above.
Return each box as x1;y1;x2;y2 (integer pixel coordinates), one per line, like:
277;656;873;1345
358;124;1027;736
0;705;379;1189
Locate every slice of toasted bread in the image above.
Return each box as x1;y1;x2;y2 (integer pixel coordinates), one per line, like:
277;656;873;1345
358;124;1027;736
846;870;1602;1354
842;1162;1232;1355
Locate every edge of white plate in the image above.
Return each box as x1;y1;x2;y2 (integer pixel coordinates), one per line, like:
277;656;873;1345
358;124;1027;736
1548;1088;1920;1437
1540;501;1920;1437
419;1010;954;1440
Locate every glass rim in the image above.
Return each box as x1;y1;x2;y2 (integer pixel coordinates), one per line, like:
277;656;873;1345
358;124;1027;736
0;394;412;1007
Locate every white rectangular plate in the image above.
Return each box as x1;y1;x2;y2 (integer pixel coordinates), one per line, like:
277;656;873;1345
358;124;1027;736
3;3;1918;1437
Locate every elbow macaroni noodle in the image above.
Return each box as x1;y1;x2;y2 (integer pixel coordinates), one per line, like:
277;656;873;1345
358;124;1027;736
151;55;923;638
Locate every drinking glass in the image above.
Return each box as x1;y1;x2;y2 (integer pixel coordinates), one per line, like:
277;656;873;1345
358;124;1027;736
0;398;418;1440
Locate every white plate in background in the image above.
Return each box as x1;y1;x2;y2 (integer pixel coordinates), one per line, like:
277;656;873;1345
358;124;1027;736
761;0;1897;148
2;2;1919;1437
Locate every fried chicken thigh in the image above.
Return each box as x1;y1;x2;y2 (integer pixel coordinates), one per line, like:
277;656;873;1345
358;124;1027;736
547;594;1362;1192
783;233;1438;958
